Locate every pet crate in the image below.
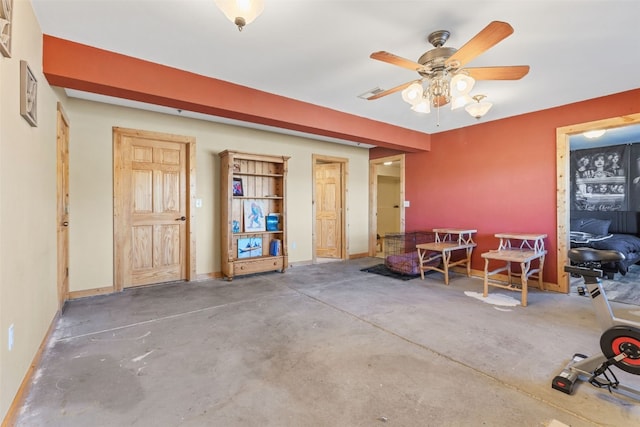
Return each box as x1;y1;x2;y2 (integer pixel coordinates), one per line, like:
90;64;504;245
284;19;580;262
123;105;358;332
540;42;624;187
384;231;438;275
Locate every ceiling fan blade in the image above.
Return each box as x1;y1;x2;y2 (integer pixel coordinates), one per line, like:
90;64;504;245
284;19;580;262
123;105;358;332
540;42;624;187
464;65;530;80
366;80;421;100
370;51;424;71
445;21;514;68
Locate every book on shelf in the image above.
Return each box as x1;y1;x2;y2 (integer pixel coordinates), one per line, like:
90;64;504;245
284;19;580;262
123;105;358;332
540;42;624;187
269;239;282;256
266;213;281;231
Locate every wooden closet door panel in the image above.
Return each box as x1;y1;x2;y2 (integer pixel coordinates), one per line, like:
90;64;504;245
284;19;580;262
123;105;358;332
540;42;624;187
125;136;187;286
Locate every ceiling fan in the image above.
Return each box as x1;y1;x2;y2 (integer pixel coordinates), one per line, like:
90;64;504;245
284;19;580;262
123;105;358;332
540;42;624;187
367;21;529;118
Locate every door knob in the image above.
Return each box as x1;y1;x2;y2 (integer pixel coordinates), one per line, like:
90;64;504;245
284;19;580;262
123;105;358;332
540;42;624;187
176;216;186;221
62;221;69;227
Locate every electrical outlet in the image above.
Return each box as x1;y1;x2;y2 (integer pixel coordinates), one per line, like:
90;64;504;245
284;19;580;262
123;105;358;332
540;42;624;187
403;200;410;207
292;242;296;249
195;198;202;208
8;324;14;351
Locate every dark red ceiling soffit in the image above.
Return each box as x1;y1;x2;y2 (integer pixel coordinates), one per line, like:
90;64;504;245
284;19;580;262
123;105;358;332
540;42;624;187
42;35;430;152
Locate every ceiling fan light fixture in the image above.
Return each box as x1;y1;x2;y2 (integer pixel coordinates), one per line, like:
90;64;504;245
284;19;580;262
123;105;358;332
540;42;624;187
214;0;264;31
465;94;492;119
411;99;431;114
401;82;424;105
451;94;472;110
428;73;451;107
367;22;528;123
451;73;475;96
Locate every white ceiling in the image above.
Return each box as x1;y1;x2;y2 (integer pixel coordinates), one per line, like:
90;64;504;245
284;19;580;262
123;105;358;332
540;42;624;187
31;0;640;139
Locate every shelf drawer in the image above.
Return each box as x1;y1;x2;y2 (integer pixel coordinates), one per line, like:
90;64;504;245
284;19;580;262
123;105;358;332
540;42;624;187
234;256;284;276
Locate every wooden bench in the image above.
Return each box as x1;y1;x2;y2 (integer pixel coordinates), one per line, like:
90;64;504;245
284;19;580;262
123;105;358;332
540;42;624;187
416;228;477;285
481;233;547;307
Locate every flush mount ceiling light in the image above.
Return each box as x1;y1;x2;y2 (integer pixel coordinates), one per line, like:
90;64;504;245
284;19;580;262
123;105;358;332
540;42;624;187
465;94;493;119
583;129;607;139
214;0;264;31
365;21;529;125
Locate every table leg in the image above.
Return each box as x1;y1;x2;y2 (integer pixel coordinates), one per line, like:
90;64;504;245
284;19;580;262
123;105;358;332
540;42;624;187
538;255;545;291
483;258;490;297
520;260;530;307
442;250;451;285
417;248;426;280
465;247;473;277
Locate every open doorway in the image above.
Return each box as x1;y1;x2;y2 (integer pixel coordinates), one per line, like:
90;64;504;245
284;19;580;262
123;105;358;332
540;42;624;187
556;113;640;292
369;155;405;257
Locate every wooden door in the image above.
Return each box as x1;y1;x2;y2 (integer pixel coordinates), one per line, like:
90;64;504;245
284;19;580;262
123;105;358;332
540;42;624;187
114;128;195;289
316;163;342;258
56;103;70;308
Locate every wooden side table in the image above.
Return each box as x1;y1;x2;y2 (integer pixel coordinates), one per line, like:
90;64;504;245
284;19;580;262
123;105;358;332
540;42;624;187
416;228;477;285
481;233;547;307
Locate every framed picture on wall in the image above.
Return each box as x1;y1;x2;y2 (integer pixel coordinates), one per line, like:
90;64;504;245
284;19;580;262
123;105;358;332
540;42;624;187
570;144;627;211
0;0;13;58
20;60;38;127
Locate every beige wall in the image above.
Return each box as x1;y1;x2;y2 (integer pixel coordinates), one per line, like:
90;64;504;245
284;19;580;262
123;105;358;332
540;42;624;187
1;1;370;420
0;0;62;420
65;99;370;291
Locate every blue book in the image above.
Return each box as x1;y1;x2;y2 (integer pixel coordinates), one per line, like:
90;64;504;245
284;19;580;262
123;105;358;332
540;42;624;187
266;214;280;231
269;239;281;256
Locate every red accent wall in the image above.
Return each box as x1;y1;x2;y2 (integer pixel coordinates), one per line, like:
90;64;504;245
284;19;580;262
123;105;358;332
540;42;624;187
405;89;640;284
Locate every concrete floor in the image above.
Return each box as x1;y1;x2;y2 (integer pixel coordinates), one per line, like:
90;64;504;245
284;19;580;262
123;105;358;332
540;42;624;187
15;258;640;426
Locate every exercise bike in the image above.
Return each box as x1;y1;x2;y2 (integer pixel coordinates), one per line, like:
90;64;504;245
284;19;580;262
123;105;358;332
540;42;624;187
551;247;640;398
